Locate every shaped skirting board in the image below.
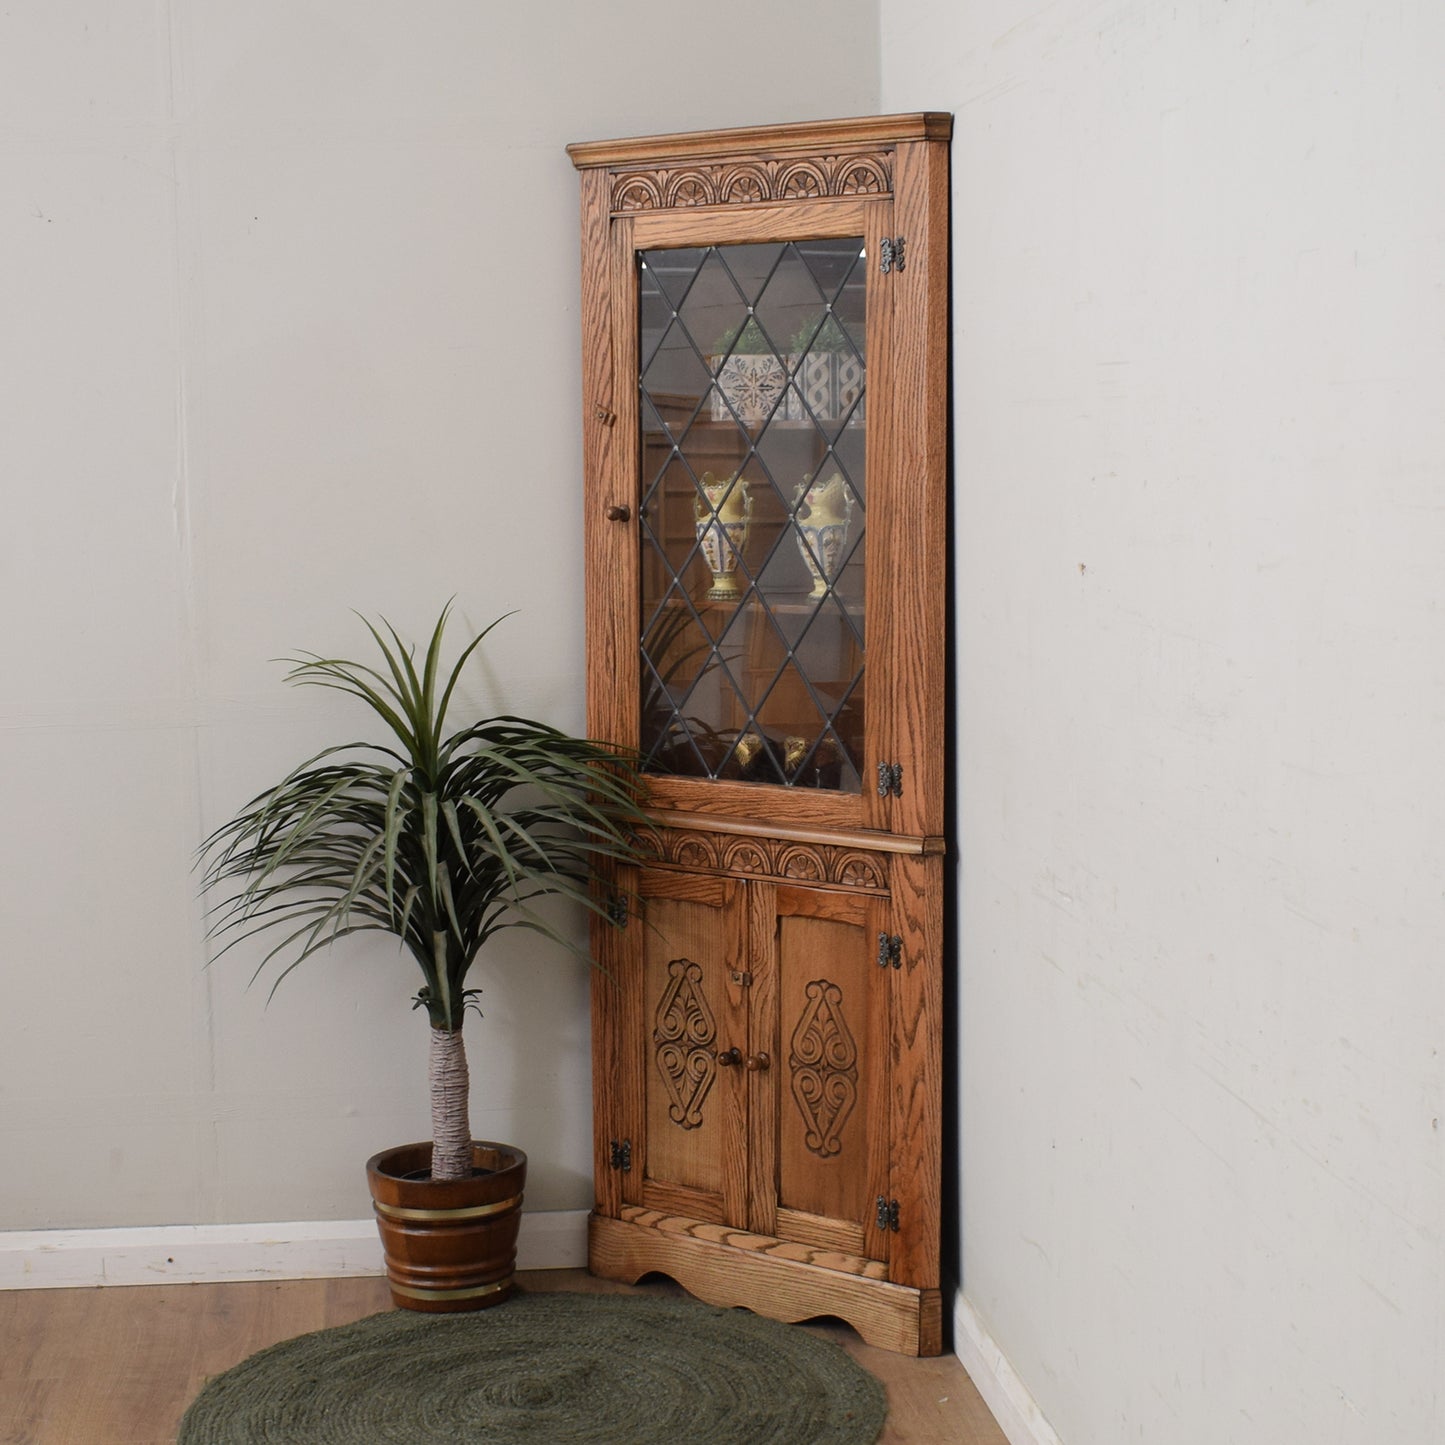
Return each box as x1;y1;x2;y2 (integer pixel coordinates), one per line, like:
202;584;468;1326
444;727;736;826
953;1294;1065;1445
0;1209;589;1290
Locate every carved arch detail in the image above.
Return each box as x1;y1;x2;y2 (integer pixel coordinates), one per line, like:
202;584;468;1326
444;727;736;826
834;157;889;195
778;845;826;882
831;851;888;890
610;151;894;213
663;169;715;207
776;160;828;198
720;164;770;204
648;825;891;893
721;838;771;875
670;834;719;870
613;174;663;211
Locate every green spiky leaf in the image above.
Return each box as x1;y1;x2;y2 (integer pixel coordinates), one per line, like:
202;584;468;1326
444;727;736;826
197;606;651;1033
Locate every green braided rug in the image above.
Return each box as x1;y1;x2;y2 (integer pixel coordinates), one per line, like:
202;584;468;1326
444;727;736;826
177;1290;887;1444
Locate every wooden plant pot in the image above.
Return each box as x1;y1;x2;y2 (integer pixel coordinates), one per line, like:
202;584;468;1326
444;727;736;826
365;1141;527;1313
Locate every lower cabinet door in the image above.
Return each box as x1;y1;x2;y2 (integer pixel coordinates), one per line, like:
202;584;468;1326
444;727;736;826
628;868;750;1227
753;884;892;1265
617;868;891;1268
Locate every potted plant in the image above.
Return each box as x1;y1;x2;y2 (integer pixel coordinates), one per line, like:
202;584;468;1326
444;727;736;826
197;604;648;1312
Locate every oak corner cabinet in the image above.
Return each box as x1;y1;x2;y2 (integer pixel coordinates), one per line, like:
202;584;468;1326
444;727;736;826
567;113;951;1357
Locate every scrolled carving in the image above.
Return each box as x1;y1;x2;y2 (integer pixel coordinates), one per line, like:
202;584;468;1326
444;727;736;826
610;151;893;212
788;979;859;1158
652;958;718;1131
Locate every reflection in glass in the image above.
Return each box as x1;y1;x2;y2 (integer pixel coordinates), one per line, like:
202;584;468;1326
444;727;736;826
637;239;867;794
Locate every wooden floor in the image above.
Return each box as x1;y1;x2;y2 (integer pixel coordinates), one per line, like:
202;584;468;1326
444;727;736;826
0;1269;1008;1445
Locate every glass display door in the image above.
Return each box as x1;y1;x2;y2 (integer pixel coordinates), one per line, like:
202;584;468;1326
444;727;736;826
637;238;869;794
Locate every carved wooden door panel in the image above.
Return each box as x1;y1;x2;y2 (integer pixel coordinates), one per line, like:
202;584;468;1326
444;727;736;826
748;884;892;1263
625;868;749;1228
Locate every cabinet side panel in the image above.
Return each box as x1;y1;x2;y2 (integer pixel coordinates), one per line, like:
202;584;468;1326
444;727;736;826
860;200;897;834
887;850;944;1287
882;138;950;837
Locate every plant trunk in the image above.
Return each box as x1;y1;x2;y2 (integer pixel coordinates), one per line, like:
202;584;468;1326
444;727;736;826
429;1026;472;1181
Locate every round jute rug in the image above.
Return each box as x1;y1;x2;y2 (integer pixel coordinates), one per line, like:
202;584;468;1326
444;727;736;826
177;1290;886;1444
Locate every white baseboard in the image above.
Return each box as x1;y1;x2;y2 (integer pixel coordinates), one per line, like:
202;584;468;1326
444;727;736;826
954;1293;1064;1445
0;1209;589;1291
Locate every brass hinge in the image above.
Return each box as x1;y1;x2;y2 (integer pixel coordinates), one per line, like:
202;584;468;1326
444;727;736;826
730;970;753;986
875;1196;900;1232
609;1139;632;1173
878;236;906;274
876;761;904;797
606;893;629;927
876;933;903;970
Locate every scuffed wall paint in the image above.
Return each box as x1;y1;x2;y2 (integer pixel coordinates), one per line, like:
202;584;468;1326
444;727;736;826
884;2;1444;1442
0;2;879;1230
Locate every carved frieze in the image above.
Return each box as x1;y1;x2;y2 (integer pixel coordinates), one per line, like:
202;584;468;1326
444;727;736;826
642;825;889;893
611;152;892;213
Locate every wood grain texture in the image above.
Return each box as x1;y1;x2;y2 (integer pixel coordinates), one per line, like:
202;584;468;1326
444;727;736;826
885;850;945;1289
579;167;629;752
774;896;882;1244
566;112;953;170
0;1272;1006;1445
576;115;951;1358
590;1213;942;1356
773;1205;867;1257
746;882;780;1239
590;859;634;1218
629;197;875;248
639;874;748;1224
596;866;642;1220
878;138;950;839
642;773;868;831
644;808;939;856
619;1205;886;1280
606;154;893;215
860;196;899;836
640;819;895;892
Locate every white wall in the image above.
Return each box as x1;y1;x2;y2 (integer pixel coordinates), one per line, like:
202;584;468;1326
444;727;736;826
0;2;878;1230
884;3;1444;1443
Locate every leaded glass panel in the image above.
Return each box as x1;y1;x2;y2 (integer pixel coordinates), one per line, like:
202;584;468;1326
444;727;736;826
638;238;867;792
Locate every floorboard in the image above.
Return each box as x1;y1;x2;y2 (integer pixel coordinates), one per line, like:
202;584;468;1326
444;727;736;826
0;1271;1009;1444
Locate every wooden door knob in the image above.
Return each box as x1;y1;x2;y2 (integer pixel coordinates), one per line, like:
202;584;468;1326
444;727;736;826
745;1052;771;1072
716;1047;742;1067
605;504;631;522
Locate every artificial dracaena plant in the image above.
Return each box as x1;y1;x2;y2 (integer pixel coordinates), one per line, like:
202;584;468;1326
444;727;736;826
198;605;648;1181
